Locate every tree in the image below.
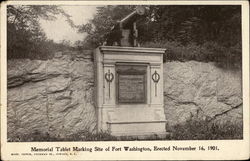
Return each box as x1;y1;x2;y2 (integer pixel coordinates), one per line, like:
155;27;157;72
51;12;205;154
78;5;241;67
79;5;241;48
7;5;74;59
78;6;135;48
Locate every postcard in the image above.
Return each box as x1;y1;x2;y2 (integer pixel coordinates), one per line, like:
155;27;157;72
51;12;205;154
1;0;249;160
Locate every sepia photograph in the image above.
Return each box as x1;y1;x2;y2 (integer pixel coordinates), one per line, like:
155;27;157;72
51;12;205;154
6;4;243;142
1;0;249;160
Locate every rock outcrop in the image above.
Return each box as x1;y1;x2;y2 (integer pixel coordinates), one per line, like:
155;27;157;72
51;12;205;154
7;51;96;140
7;51;242;140
164;61;242;126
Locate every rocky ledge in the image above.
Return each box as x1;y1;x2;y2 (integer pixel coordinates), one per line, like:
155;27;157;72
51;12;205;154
7;51;242;140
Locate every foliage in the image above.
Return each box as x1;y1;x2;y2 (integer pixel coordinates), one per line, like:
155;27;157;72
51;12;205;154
79;5;241;47
7;5;241;63
138;5;241;46
78;5;241;65
67;130;118;141
8;129;118;142
7;5;74;59
168;118;243;140
8;129;167;142
8;118;243;141
78;6;135;48
142;41;241;68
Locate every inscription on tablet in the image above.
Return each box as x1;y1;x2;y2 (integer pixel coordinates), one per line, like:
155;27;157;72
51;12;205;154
117;64;147;103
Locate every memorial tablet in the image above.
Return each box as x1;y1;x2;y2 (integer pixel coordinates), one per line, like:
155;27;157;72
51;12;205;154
116;64;147;103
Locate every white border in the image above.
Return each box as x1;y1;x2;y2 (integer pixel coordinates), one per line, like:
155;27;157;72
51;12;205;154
1;1;249;160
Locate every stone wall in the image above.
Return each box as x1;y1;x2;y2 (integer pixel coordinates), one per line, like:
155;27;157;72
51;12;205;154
7;51;242;140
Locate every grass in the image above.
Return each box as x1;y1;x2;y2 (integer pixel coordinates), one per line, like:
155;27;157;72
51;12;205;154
8;130;117;142
8;118;243;142
167;118;243;140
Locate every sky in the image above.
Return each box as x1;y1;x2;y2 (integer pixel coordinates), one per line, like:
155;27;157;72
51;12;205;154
39;6;97;44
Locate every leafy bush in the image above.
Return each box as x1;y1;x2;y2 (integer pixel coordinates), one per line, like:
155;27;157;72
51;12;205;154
141;41;241;69
168;118;243;140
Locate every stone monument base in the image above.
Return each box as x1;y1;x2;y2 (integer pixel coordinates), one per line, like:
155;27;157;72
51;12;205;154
94;46;167;138
114;131;170;140
99;106;167;138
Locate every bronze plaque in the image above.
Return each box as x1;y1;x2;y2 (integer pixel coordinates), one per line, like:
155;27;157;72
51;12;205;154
116;64;147;103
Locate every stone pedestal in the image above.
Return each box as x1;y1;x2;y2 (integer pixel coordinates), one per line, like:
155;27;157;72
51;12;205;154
94;46;167;137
